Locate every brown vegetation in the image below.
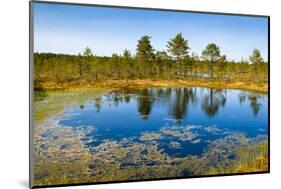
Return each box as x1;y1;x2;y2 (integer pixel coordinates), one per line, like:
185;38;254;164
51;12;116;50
35;79;268;93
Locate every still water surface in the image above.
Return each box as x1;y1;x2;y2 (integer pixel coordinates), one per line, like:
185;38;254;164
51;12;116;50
59;87;268;157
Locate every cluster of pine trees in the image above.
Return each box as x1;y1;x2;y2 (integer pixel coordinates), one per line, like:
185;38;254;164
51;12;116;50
34;33;268;84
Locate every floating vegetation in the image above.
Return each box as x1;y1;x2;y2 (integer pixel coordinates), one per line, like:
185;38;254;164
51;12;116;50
161;129;182;137
169;141;182;149
160;125;201;141
140;133;162;141
33;118;268;186
204;125;222;134
32;88;268;186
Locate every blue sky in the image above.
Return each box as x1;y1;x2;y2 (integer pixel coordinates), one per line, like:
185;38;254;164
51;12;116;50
33;2;268;61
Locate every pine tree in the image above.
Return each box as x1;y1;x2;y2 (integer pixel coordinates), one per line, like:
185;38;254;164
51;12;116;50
201;43;221;79
136;36;154;64
167;33;189;76
249;48;263;81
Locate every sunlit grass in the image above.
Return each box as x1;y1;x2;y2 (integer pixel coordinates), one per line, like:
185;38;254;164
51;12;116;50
208;141;268;174
36;78;268;93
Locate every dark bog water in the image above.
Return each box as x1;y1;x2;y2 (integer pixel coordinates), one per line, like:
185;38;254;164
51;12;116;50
59;87;268;157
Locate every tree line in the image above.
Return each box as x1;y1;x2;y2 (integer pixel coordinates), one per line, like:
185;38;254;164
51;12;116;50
34;33;268;84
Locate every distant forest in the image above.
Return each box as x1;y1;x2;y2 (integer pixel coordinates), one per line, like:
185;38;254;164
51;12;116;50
34;33;268;86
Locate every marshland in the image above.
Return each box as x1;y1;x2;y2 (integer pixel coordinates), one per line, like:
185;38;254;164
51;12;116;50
32;3;269;187
33;87;268;186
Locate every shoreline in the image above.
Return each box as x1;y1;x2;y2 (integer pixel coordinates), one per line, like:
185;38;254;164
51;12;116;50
35;79;268;93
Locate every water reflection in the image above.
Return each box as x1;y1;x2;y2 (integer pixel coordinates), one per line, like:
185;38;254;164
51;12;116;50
90;88;264;119
137;89;155;120
169;88;197;121
238;91;264;117
201;89;226;117
59;87;268;156
34;87;268;184
94;97;102;112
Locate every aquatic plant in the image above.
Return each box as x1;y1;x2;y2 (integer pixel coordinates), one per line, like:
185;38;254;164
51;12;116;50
32;88;268;186
140;133;162;141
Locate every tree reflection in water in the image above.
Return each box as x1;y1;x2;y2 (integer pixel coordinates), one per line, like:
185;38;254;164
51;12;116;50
169;88;197;122
92;88;264;120
137;89;154;120
249;96;261;117
238;91;263;117
201;89;227;117
94;97;102;112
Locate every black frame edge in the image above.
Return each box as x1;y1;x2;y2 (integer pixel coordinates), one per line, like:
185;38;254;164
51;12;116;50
29;1;34;188
267;16;270;173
